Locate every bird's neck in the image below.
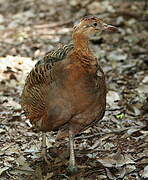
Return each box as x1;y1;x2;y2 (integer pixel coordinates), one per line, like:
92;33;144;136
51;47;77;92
72;34;93;57
71;34;98;69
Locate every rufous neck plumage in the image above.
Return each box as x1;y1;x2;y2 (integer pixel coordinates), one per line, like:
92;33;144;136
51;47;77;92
72;33;94;57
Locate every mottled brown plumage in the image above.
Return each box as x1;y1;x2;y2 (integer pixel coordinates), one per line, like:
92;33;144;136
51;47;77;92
21;16;118;171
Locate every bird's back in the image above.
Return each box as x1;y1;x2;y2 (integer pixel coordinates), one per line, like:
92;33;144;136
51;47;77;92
21;43;74;131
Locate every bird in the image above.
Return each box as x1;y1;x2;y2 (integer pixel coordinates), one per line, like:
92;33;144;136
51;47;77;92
21;16;118;172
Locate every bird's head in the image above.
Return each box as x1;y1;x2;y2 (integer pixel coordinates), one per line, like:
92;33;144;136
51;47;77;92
73;16;118;38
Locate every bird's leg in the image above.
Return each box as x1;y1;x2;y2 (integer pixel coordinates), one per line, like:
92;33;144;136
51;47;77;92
41;132;52;164
41;132;47;159
68;129;77;173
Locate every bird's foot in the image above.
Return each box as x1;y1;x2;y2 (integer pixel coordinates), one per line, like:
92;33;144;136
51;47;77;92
32;148;53;165
41;148;53;165
32;153;52;165
67;165;78;174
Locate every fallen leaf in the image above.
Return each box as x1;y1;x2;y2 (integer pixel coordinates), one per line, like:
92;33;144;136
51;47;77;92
0;166;9;176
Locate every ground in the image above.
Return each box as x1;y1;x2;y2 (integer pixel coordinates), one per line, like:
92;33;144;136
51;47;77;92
0;0;148;179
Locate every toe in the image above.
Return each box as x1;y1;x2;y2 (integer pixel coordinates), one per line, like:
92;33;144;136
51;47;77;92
67;165;78;174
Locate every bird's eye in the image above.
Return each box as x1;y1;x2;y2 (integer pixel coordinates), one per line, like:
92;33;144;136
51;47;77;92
93;22;97;27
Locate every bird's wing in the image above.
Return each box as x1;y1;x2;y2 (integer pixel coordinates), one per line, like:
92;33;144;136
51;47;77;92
35;42;74;66
21;43;74;123
25;43;74;87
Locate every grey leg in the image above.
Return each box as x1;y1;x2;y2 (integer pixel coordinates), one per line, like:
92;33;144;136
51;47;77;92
68;129;77;173
41;133;47;156
41;132;52;164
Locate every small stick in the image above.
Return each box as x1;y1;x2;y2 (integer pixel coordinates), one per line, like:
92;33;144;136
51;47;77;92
34;20;72;29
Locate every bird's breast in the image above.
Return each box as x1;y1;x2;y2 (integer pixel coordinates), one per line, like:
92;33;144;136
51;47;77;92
60;63;106;113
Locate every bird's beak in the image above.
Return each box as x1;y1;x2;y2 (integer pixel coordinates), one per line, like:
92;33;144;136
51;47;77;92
102;23;118;32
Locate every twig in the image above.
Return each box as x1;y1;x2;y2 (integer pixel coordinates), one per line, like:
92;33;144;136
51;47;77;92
34;20;72;29
13;167;34;172
107;107;124;111
75;125;145;140
37;32;72;36
6;171;17;179
112;10;143;19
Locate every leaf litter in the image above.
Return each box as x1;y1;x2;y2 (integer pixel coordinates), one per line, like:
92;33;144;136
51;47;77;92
0;0;148;179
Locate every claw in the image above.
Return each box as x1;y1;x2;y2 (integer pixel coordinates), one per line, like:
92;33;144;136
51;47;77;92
67;165;78;174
